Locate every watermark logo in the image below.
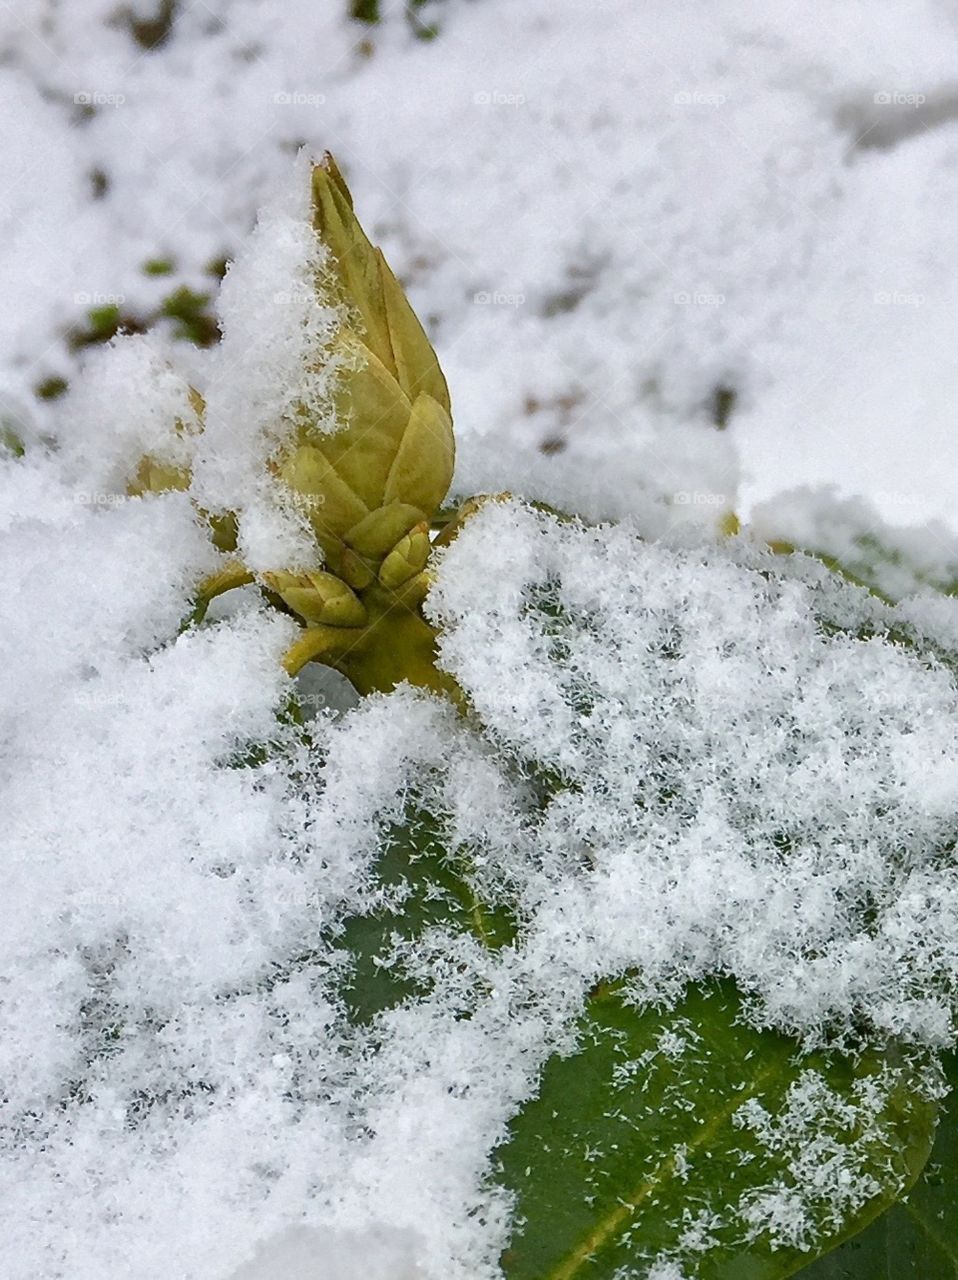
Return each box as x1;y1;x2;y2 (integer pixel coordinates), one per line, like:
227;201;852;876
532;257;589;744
674;90;727;106
73;888;123;908
874;290;925;306
294;692;330;710
674;290;725;306
75;491;135;508
873;489;923;508
474;289;525;307
874;90;926;108
74;291;126;307
473;90;526;107
674;491;728;506
74;689;126;709
74;91;126;108
273;91;326;107
285;490;327;516
273;889;322;907
272;289;316;306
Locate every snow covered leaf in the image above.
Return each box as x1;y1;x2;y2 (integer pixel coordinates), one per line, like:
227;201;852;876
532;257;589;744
336;807;517;1024
427;500;958;1047
495;981;939;1280
799;1050;958;1279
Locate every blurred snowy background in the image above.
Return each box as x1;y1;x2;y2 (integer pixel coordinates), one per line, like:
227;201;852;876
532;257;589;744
1;0;956;545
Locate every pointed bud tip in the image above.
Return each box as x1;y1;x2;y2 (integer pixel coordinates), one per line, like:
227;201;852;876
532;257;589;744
314;152;354;210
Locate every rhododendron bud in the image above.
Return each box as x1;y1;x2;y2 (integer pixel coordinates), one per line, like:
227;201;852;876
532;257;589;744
274;154;454;585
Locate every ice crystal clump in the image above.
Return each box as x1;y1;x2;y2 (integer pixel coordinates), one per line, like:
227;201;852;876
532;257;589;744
732;1067;923;1249
61;334;200;495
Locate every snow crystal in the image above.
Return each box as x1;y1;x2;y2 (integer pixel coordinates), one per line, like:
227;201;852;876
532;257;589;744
643;1263;689;1280
731;1064;938;1250
60;334;201;494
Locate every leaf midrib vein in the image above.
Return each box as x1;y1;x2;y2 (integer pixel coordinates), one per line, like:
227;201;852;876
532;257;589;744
545;1048;790;1280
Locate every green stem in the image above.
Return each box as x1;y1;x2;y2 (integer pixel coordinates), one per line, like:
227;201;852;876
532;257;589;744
182;560;255;631
283;624;363;677
331;583;463;704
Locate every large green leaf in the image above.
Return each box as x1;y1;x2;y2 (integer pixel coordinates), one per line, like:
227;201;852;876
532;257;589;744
496;980;938;1280
336;809;516;1023
796;1051;958;1279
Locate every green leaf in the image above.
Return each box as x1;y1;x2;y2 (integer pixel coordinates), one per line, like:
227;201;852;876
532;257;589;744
0;423;26;456
336;809;516;1023
771;534;958;605
796;1051;958;1279
496;980;938;1280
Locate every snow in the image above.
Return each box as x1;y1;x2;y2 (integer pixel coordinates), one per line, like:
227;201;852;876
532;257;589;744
733;1066;922;1250
427;500;958;1046
194;153;344;571
751;485;958;600
60;335;201;493
2;472;957;1276
2;3;958;1277
229;1225;428;1280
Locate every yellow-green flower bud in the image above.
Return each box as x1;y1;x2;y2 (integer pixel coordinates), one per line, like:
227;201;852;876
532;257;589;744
260;569;368;627
379;521;431;590
175;156;464;701
275;154;454;582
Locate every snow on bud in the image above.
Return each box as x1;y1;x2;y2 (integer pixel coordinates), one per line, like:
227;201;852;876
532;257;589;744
126;384;239;550
126;383;204;499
